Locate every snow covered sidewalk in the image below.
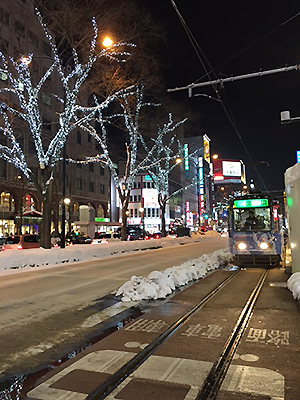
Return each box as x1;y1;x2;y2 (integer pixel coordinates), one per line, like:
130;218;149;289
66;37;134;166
0;232;221;274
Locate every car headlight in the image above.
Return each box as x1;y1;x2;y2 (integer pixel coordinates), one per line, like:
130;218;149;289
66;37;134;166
237;242;247;250
260;242;269;250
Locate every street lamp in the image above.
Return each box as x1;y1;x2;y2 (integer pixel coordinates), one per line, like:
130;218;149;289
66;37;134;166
139;206;145;235
280;110;300;124
102;36;114;48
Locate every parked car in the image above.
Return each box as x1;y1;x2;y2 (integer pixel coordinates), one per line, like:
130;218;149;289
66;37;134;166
127;227;144;241
2;234;40;250
0;237;6;250
114;227;145;241
69;234;92;245
145;232;162;240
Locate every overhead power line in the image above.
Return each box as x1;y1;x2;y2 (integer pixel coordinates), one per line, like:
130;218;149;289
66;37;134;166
169;1;300;194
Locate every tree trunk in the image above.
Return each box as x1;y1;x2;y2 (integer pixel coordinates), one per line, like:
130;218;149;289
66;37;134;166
121;207;128;241
40;179;53;249
161;202;167;237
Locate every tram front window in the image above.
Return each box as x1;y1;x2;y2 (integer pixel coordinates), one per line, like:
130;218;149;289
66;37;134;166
233;208;271;232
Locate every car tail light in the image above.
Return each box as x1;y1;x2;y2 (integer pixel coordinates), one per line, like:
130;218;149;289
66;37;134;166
18;244;23;250
1;245;4;251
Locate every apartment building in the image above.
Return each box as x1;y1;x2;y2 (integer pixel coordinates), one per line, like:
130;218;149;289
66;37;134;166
0;0;110;236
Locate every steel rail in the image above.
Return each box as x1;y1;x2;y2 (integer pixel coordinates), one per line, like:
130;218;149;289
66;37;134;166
196;268;269;400
86;271;240;400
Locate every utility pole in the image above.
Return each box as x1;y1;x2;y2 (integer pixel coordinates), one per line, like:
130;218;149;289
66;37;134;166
167;64;300;97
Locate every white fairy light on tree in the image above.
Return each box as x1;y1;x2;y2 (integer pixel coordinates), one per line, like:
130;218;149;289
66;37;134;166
0;9;134;248
140;114;202;237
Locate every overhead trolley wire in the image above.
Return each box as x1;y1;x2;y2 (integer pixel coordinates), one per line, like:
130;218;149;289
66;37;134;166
195;11;300;84
169;2;299;193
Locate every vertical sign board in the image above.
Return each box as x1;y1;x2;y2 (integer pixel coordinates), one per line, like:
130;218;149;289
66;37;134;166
198;156;205;215
184;144;189;178
297;150;300;164
203;134;211;163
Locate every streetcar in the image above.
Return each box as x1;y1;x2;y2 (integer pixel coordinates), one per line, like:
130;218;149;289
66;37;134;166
228;193;283;266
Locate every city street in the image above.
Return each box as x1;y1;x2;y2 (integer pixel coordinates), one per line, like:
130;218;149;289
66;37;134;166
0;237;227;380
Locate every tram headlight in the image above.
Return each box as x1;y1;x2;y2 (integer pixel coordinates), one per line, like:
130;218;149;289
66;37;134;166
237;242;247;250
259;242;269;250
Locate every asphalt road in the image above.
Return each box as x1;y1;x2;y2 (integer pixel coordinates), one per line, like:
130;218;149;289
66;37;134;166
0;237;227;380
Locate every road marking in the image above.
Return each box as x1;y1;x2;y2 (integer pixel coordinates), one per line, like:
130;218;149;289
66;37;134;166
27;350;285;400
81;301;138;328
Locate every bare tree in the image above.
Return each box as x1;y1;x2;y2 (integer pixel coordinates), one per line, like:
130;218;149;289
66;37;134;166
0;11;133;247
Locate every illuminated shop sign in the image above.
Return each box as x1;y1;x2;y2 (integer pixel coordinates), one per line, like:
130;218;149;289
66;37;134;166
184;144;189;171
203;134;211;163
222;161;241;177
233;199;269;208
143;189;159;208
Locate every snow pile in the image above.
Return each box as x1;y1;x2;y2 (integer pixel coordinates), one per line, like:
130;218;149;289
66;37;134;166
287;272;300;300
0;234;221;273
116;248;233;301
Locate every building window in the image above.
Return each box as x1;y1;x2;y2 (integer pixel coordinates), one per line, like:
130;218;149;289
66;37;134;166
137;181;141;188
89;163;94;172
42;118;52;131
133;195;137;202
130;195;133;202
100;184;105;194
89;181;95;192
0;71;7;81
134;208;138;217
29;30;39;47
130;209;133;217
77;131;81;145
14;20;25;37
42;41;52;57
0;159;6;179
76;178;82;190
133;182;137;189
28;140;35;154
95;141;101;151
138;195;141;202
0;39;9;54
41;93;51;106
0;7;9;25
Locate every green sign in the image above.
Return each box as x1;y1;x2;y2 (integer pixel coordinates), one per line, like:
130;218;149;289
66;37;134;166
233;199;269;208
184;144;189;171
95;217;110;222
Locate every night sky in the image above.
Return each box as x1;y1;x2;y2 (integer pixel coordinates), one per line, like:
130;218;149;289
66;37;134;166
143;0;300;193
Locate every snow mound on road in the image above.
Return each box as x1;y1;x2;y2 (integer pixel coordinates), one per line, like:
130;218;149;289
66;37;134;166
116;248;233;301
287;272;300;300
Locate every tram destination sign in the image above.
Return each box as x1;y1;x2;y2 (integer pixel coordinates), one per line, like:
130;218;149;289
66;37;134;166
233;198;269;208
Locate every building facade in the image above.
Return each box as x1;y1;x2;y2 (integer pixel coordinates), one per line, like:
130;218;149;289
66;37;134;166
0;0;111;237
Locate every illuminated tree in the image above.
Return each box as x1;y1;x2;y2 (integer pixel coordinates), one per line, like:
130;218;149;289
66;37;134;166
0;10;132;248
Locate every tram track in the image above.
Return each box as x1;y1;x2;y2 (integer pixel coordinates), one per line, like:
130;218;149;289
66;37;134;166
83;268;269;400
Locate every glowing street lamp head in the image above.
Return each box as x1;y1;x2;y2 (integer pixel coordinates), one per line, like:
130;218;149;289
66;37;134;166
175;157;182;164
212;154;218;160
102;36;113;48
20;55;31;65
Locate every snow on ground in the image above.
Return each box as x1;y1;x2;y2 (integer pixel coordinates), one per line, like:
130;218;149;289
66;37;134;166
0;230;234;302
116;247;233;301
287;272;300;301
0;231;220;274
